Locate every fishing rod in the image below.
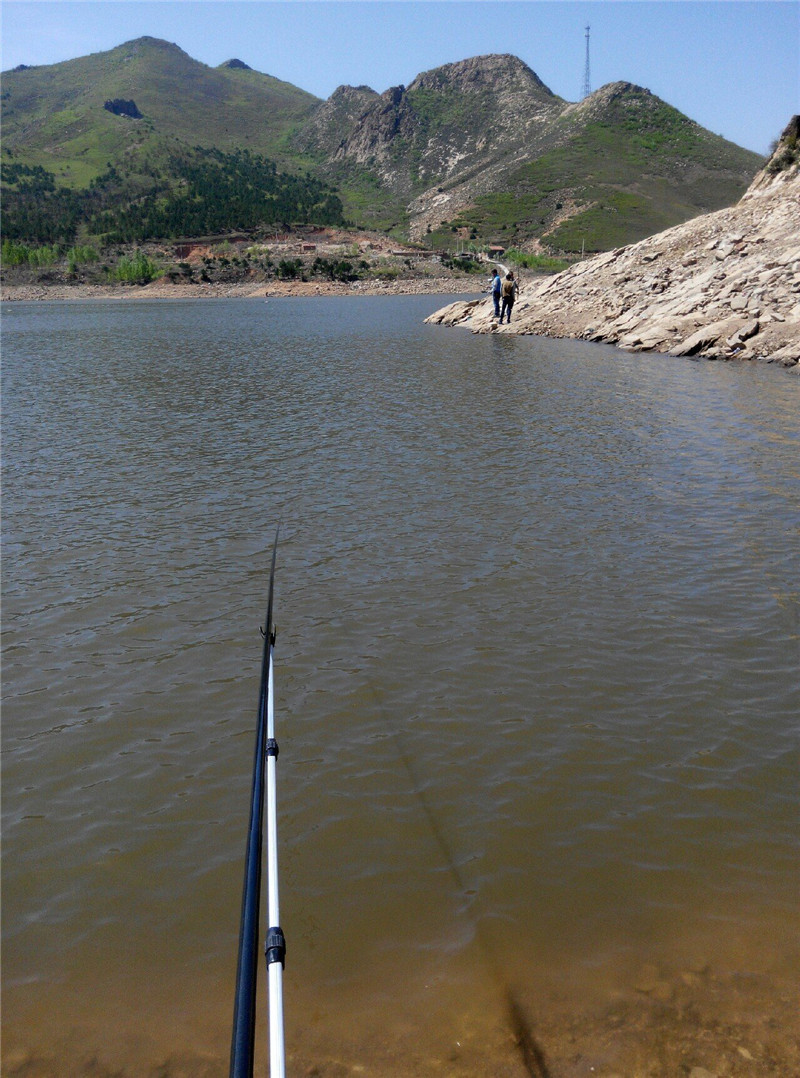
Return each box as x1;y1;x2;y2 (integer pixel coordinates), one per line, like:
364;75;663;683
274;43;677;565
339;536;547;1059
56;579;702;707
230;529;286;1078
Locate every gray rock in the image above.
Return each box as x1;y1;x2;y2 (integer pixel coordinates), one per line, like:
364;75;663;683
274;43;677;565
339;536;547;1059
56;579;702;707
731;318;760;343
672;317;742;356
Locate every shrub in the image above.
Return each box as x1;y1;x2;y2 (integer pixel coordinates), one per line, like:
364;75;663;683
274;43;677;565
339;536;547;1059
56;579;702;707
766;138;799;175
6;244;63;267
112;250;162;284
66;245;99;263
276;258;303;279
66;245;99;273
311;256;361;282
1;240;29;265
442;255;483;274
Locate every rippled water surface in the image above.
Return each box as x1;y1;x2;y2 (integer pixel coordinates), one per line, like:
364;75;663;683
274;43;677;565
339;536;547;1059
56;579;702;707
3;297;799;1076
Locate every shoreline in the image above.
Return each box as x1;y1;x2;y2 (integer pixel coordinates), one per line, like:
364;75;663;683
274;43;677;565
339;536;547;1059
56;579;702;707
424;168;800;368
4;955;799;1077
0;276;482;303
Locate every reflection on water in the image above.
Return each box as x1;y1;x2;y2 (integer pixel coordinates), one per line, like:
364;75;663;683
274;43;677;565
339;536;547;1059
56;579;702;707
2;297;799;1075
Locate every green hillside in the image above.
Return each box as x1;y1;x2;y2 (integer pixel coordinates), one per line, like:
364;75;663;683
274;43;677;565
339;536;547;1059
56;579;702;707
425;87;764;253
1;37;319;186
1;38;345;244
1;146;345;245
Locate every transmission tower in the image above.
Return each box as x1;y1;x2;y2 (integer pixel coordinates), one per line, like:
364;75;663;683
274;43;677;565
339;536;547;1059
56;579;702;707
582;24;591;99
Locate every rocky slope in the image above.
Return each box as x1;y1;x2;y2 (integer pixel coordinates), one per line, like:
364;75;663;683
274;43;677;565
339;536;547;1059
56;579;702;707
328;55;563;195
425;117;800;368
292;84;380;159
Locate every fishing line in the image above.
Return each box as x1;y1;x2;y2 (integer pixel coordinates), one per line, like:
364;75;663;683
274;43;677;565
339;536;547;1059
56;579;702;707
367;682;552;1078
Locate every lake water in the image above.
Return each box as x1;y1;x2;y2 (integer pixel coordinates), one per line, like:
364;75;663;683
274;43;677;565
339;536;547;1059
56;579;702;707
2;296;799;1078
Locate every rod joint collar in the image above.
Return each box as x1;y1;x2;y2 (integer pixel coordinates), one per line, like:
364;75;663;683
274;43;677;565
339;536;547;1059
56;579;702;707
266;926;286;968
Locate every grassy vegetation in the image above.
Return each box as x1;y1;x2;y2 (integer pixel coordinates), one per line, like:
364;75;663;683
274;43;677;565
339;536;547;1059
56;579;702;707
1;37;321;187
544;191;672;252
505;249;570;273
332;166;410;234
406;82;494;138
424;96;762;254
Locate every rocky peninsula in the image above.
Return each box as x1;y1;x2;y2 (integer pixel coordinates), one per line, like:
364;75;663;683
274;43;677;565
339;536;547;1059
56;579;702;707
426;118;800;370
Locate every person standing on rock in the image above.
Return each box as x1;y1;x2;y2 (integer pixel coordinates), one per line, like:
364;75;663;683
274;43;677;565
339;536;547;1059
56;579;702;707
490;267;503;318
499;271;519;324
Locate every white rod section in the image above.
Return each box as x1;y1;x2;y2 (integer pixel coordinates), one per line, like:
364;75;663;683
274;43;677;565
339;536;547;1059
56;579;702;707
265;648;286;1078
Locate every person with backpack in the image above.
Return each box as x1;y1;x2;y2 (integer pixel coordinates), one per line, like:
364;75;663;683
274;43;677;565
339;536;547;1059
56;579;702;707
499;271;519;324
490;267;502;318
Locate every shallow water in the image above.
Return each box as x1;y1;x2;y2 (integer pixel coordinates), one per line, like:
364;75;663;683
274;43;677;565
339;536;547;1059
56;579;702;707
2;296;799;1076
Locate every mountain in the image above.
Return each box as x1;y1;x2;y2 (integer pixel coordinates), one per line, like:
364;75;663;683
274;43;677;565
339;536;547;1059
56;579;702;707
1;36;319;184
0;38;344;243
293;54;566;232
426;116;800;367
1;39;765;251
294;56;763;248
292;84;381;159
329;55;561;194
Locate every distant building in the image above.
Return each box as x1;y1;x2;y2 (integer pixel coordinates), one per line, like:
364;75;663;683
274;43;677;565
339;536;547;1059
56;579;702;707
488;245;505;256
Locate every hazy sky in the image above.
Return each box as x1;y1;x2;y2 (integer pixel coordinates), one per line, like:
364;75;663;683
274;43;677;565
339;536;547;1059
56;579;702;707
1;1;798;155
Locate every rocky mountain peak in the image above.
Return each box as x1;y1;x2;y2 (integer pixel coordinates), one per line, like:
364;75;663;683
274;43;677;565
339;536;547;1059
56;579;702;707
380;85;406;106
594;80;650;100
563;80;651;119
409;53;556;99
323;51;565;198
330;84;377;100
292;84;380;157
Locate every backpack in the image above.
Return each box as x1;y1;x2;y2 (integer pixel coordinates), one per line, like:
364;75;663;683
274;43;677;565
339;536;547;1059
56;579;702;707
502;279;515;299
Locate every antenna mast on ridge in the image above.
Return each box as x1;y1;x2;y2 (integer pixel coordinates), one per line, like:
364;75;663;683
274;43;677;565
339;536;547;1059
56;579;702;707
582;25;591;99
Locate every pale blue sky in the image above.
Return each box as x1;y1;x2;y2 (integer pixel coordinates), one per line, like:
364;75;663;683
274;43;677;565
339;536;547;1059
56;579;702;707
1;1;798;155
